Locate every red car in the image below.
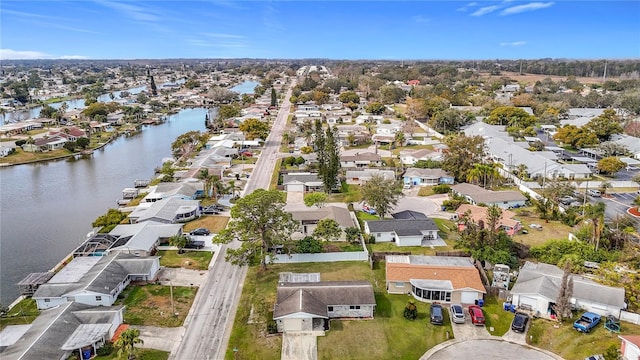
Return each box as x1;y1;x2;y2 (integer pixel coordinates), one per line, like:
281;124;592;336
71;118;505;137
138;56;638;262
239;151;253;157
468;305;485;326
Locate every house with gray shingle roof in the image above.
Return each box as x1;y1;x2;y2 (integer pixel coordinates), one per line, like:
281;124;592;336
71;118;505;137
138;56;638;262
403;168;454;186
107;221;182;256
282;173;324;192
129;197;201;224
345;169;395;185
289;206;355;240
364;218;439;247
451;183;526;209
1;302;124;360
32;253;159;310
273;276;375;333
510;261;626;318
340;152;382;167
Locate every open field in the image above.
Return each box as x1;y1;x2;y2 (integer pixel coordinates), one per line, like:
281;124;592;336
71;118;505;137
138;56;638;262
528;314;640;360
116;285;197;327
157;250;213;270
183;215;229;234
512;214;574;247
0;148;71;164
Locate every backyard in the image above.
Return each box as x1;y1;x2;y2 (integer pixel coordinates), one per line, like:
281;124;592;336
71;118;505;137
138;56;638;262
528;314;640;360
115;284;197;327
0;298;39;330
225;261;451;360
183;215;229;234
511;210;575;247
157;250;213;270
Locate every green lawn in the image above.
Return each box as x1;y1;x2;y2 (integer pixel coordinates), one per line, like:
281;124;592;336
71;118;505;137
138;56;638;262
0;298;39;330
183;215;229;234
528;314;640;360
95;348;169;360
225;261;453;360
482;296;514;336
157;250;213;270
115;285;197;327
327;184;363;203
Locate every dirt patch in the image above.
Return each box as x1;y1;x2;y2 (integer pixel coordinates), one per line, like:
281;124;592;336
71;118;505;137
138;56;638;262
480;71;605;85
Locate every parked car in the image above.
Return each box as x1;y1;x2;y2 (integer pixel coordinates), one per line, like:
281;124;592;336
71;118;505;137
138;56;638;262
559;196;575;205
584;355;604;360
529;223;543;231
511;312;529;332
450;304;465;324
468;305;485;326
184;240;205;249
430;304;444;325
190;228;210;236
239;151;253;157
202;206;220;215
403;183;412;189
573;312;601;333
587;189;601;197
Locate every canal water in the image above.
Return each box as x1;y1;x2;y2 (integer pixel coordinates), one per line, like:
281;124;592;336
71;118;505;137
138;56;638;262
0;108;208;305
230;80;260;94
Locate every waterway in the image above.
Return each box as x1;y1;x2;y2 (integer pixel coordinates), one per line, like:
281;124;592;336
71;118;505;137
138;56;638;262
0;108;208;305
230;80;260;95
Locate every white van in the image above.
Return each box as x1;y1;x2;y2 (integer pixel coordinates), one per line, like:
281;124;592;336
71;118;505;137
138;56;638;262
587;189;601;197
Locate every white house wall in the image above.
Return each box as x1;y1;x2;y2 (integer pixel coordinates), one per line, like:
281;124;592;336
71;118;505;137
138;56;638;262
372;231;396;243
396;235;422;247
36;297;67;310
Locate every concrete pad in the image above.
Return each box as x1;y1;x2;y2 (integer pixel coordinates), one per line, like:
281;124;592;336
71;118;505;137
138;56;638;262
0;325;31;346
157;267;208;287
132;325;184;353
281;331;324;360
286;191;304;204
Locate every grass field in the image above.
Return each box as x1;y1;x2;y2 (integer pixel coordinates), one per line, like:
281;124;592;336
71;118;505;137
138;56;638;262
157;250;213;270
95;348;169;360
0;148;72;164
0;298;39;330
511;214;574;247
327;184;363;203
183;216;229;234
116;285;197;327
528;314;640;360
482;296;514;336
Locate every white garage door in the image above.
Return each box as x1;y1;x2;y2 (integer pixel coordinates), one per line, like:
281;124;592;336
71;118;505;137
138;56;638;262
286;184;305;192
519;296;537;309
460;291;478;304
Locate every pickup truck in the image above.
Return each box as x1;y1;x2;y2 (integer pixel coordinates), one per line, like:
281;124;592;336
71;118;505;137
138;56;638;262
573;312;601;333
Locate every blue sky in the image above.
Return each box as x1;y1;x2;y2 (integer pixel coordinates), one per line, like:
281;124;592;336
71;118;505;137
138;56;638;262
1;1;639;60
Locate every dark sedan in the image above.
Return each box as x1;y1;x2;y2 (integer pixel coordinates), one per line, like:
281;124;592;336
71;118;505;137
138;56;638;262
511;312;529;333
190;228;210;236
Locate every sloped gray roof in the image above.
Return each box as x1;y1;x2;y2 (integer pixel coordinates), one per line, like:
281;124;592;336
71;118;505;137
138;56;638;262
403;168;451;179
274;281;375;319
392;210;427;220
511;261;626;308
366;219;438;233
134;198;200;223
33;254;159;299
283;173;321;185
109;222;181;252
290;206;354;228
1;303;122;360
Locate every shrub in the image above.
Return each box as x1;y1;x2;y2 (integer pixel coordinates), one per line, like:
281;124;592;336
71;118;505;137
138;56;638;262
297;236;323;254
432;184;451;194
96;342;114;356
267;320;278;334
15;139;27;146
404;301;417;320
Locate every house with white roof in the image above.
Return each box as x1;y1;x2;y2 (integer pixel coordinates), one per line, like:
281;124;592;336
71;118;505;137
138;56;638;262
129;197;201;224
345;169;395;185
510;261;626;317
32;253;160;310
399;148;443;165
108;221;182;256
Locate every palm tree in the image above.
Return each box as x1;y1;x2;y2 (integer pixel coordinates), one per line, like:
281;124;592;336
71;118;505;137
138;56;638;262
303;129;314;147
394;132;406;148
115;328;144;360
599;181;612;197
583;202;606;251
515;164;528;180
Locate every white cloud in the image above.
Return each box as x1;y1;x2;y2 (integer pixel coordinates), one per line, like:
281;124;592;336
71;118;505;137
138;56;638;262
95;0;159;22
0;49;52;60
500;41;527;47
412;15;430;23
471;5;501;16
187;39;246;48
201;33;246;39
501;2;554;15
457;2;479;12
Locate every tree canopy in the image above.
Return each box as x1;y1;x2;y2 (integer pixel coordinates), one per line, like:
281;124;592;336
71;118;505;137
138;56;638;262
312;218;342;242
485;106;536;129
214;189;299;270
360;175;403;218
597;157;625;175
239;118;270;140
442;134;486;182
303;192;327;208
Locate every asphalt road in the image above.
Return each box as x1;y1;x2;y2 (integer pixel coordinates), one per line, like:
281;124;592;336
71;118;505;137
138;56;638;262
170;80;295;360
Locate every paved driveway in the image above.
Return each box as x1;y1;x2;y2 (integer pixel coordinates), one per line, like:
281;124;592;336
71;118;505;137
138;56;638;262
133;326;184;353
426;339;558;360
281;331;324;360
157;267;208;287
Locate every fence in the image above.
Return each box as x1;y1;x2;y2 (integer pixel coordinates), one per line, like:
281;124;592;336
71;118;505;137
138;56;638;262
268;251;368;264
620;310;640;325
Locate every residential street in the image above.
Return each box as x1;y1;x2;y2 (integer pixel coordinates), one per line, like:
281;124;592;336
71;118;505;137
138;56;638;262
170;80;296;360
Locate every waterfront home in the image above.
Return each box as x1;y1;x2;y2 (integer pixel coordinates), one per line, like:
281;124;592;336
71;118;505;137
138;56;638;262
33;135;68;151
143;182;202;202
128;197;201;224
385;255;486;304
273;274;375;333
107;221;182;256
32;253;160;310
0;302;124;360
364;218;440;247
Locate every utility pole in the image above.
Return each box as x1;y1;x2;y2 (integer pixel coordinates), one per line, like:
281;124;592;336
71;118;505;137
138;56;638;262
603;60;608;83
